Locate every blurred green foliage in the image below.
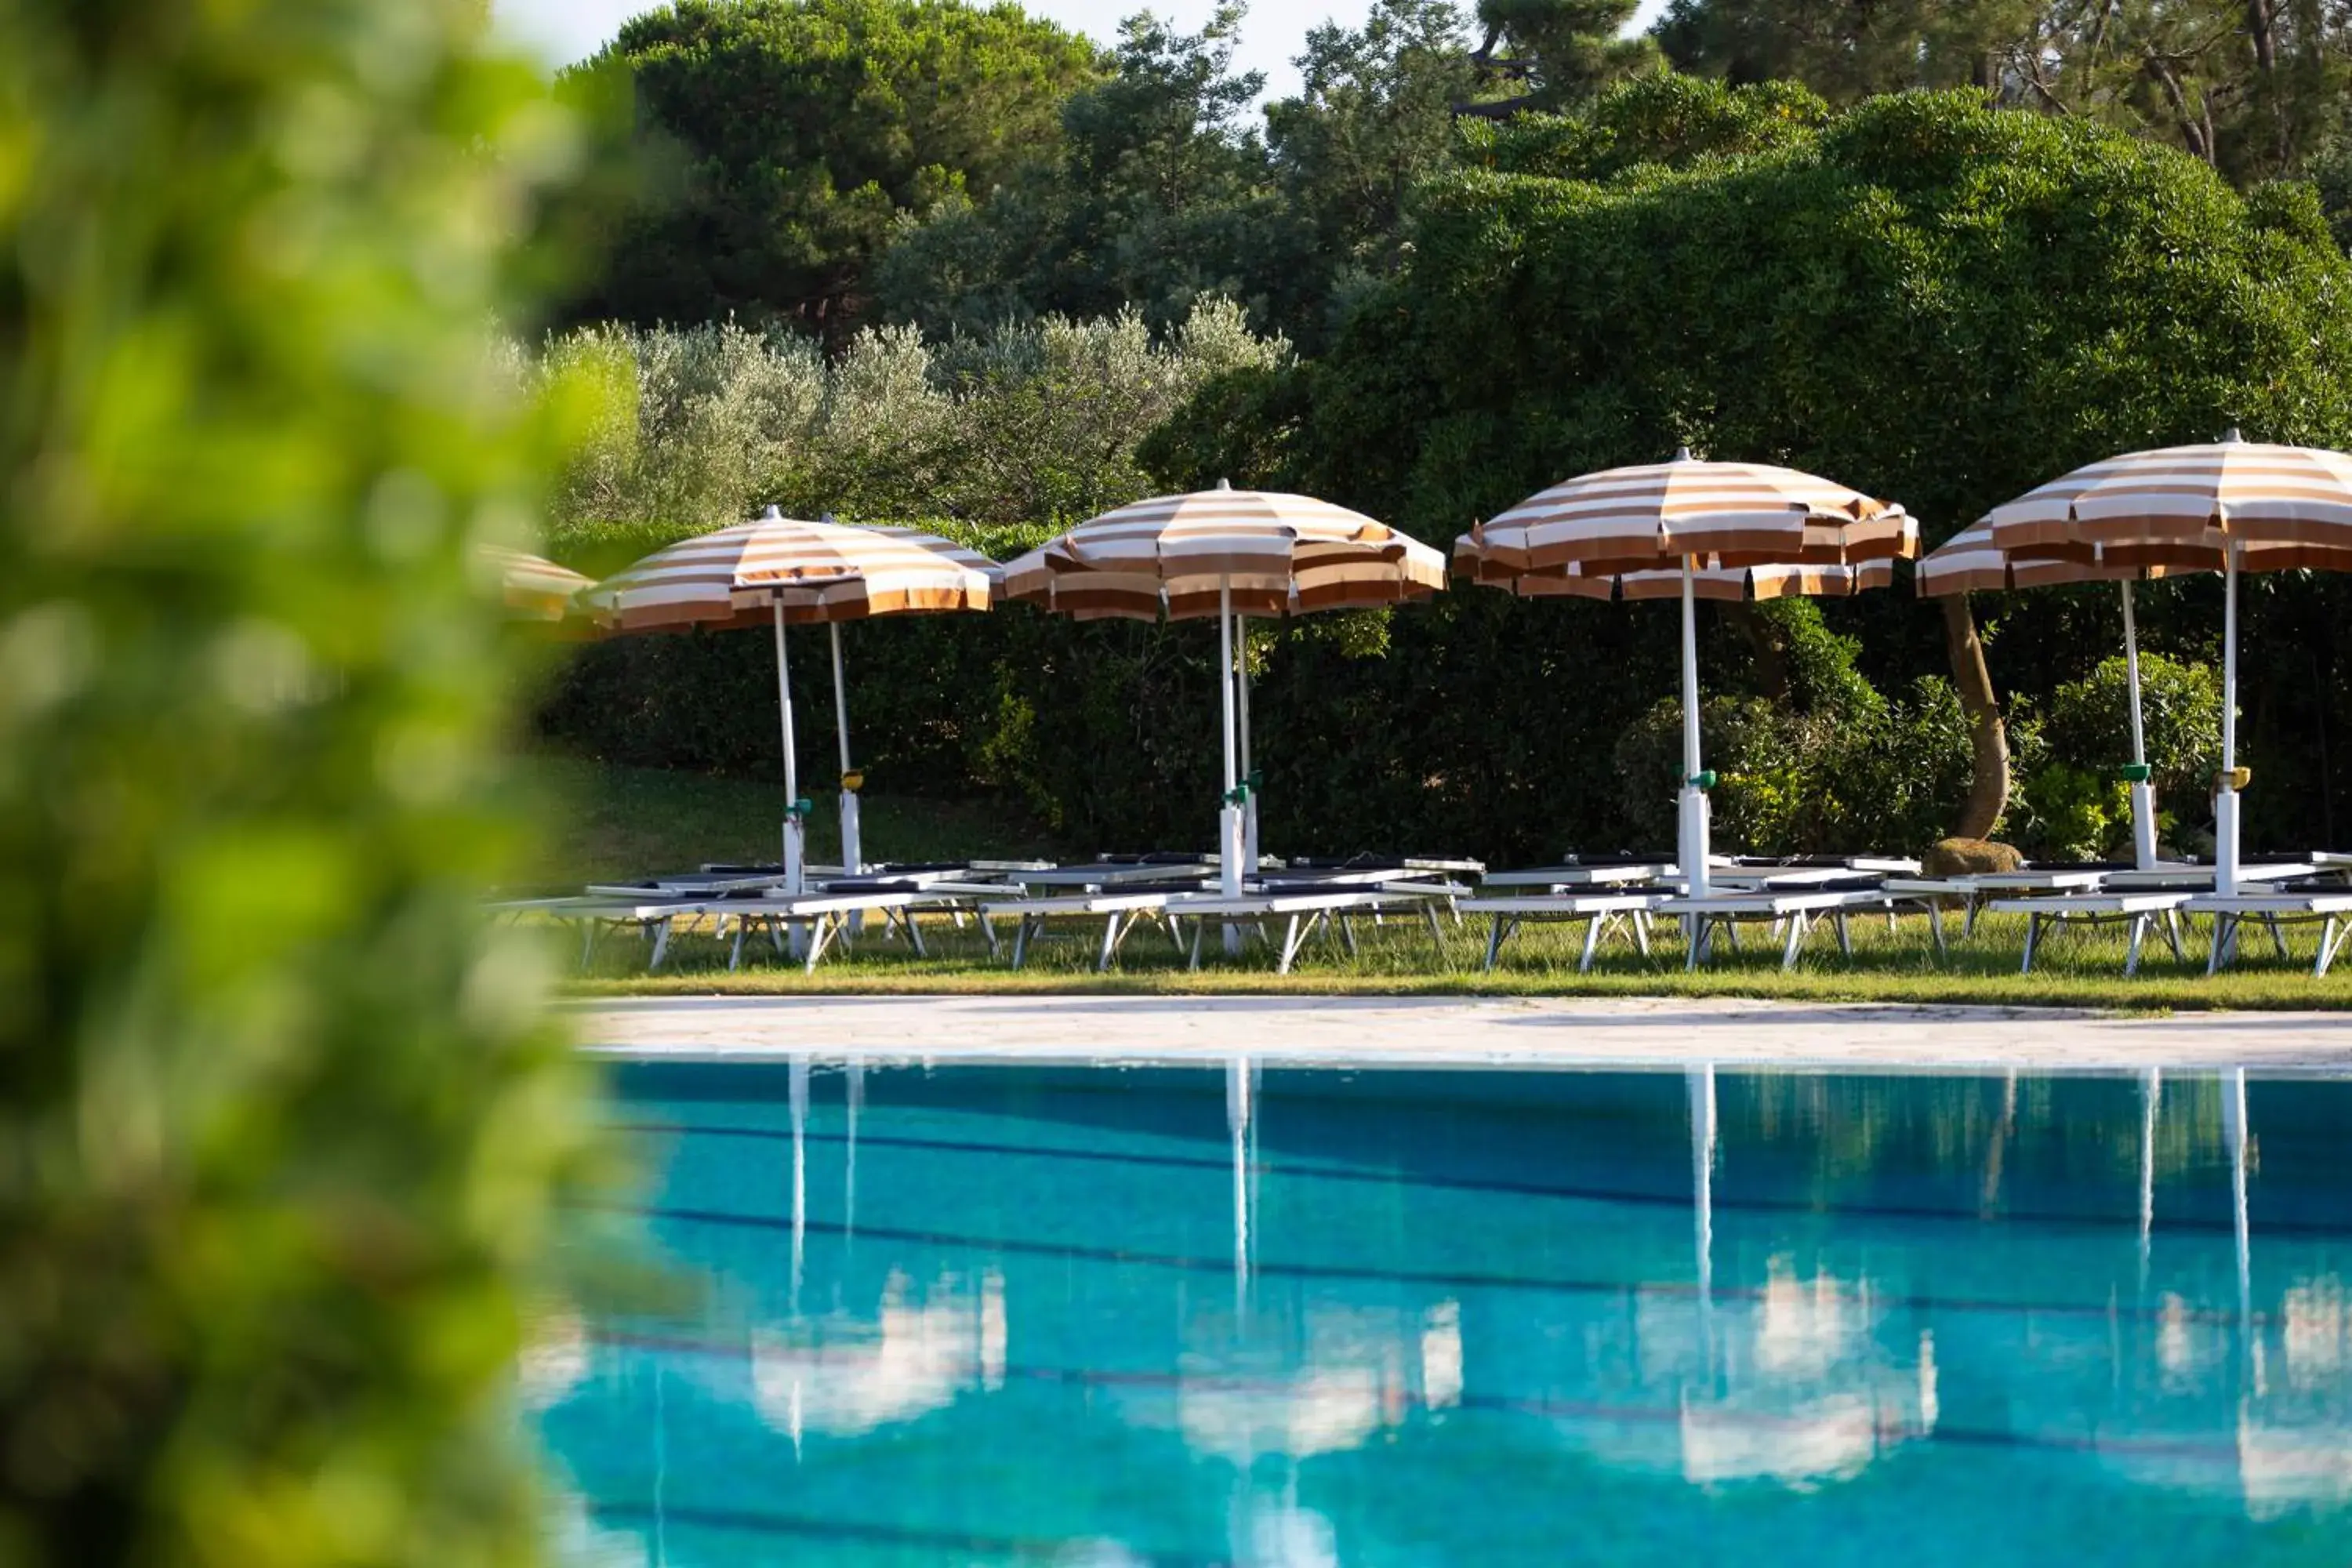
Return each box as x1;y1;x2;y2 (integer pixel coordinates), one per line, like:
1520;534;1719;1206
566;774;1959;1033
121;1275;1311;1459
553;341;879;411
0;2;608;1563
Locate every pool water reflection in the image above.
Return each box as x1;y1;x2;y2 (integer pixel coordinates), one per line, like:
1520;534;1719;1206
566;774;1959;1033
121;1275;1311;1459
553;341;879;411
534;1062;2352;1565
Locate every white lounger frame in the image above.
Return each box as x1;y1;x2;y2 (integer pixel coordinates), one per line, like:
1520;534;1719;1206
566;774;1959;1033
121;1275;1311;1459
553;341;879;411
1985;893;2193;975
979;891;1188;971
1653;888;1903;971
1165;885;1458;974
1459;893;1663;971
2185;894;2352;977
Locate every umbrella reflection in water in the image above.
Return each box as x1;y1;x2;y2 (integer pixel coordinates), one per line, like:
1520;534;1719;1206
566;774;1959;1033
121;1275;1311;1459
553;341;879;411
2099;1071;2352;1519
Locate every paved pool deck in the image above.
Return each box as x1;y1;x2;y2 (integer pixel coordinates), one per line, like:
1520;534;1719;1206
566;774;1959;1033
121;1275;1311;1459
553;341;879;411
572;995;2352;1073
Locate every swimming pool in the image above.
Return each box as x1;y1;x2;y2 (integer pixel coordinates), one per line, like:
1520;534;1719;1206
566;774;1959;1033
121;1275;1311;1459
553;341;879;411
532;1062;2352;1565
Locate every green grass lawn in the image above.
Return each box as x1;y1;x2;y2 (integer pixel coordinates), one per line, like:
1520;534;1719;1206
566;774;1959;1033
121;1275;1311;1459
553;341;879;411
515;753;1069;891
523;757;2352;1010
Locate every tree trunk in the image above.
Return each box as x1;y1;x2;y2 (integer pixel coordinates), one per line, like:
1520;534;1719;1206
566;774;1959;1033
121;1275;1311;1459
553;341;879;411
1940;593;2010;838
2246;0;2277;75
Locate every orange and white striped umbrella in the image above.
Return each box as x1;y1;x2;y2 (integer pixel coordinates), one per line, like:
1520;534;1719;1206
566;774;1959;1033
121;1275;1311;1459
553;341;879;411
1455;452;1918;901
1913;520;2177;597
1980;431;2352;894
1004;485;1444;903
583;510;998;894
1455;544;1896;602
1462;452;1917;578
1984;436;2352;568
999;485;1446;622
586;511;994;632
478;545;593;621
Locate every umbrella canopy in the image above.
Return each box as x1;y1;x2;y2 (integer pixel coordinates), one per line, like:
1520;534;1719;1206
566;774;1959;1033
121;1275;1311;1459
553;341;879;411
586;509;997;892
1454;550;1896;602
1000;486;1446;621
1917;521;2187;869
1002;485;1446;908
1982;432;2352;891
1465;456;1915;579
479;545;593;622
1457;452;1918;899
587;514;994;632
1984;437;2352;569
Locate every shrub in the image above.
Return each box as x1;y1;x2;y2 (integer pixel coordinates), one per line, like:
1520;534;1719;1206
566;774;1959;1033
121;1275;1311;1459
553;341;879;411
2043;652;2225;817
525;299;1290;553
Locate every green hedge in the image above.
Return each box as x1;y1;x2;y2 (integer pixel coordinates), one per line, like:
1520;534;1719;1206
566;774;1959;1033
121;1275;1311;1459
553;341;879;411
537;584;1990;862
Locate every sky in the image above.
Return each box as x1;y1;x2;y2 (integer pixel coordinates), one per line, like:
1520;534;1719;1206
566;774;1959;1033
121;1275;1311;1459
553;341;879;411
493;0;1672;101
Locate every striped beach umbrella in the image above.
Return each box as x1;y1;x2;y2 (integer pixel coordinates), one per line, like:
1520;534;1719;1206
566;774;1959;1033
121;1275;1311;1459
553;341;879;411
478;545;593;622
1455;450;1918;898
1984;432;2352;891
1918;521;2187;869
586;508;996;890
1001;484;1446;903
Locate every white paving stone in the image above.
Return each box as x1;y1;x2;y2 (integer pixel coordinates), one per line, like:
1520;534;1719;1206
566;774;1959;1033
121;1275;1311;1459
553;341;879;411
570;994;2352;1073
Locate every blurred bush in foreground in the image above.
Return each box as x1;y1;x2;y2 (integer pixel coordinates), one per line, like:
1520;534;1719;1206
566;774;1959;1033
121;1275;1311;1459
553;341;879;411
0;2;606;1564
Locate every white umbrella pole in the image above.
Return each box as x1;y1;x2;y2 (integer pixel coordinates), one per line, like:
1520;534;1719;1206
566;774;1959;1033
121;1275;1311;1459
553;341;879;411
829;622;861;878
772;599;805;898
1678;557;1712;899
1236;612;1258;872
1218;584;1243;952
2122;583;2158;870
2217;543;2241;895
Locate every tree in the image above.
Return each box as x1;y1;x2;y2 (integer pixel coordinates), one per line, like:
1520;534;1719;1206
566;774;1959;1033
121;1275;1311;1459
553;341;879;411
875;5;1316;340
1;0;601;1563
1152;78;2352;847
563;0;1101;342
1266;0;1483;315
1654;0;2352;187
1464;0;1661;114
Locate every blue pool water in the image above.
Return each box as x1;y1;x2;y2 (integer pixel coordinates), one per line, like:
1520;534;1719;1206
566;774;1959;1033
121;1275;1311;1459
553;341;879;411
532;1062;2352;1565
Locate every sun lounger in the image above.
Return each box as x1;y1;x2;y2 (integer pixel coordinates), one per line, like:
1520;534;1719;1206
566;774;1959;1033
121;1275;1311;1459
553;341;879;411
1984;891;2194;975
979;886;1197;971
1480;860;1678;889
585;872;794;898
2101;859;2319;891
1872;878;1986;953
1282;854;1488;878
1880;866;2122;949
2182;886;2352;976
1720;854;1923;876
1163;883;1466;973
1459;891;1666;971
1710;863;1904;891
1653;881;1900;970
687;890;931;972
486;895;699;968
1003;858;1218;892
